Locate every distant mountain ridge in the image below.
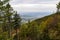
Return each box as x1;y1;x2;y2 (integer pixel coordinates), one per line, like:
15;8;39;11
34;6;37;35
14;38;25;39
20;12;52;22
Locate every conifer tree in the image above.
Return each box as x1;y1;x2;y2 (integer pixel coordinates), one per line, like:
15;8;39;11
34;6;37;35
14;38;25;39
57;2;60;12
0;0;10;32
13;12;21;40
5;3;13;38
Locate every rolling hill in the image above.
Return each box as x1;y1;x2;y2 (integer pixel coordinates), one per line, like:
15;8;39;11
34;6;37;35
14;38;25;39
32;12;60;25
31;12;60;39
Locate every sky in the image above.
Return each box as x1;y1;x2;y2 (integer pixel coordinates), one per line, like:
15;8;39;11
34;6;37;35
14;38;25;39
10;0;60;13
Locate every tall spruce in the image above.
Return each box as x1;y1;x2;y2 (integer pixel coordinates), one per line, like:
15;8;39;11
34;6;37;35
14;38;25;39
0;0;10;32
13;12;21;40
5;3;12;38
6;3;11;38
57;2;60;12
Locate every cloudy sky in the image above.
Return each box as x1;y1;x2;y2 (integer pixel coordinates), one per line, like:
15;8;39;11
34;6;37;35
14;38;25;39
10;0;60;13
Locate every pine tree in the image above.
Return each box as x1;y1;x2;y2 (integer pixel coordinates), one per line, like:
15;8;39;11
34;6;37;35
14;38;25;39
14;12;21;30
4;3;17;39
0;0;22;40
5;3;11;38
0;0;10;32
57;2;60;12
13;12;21;40
0;0;12;39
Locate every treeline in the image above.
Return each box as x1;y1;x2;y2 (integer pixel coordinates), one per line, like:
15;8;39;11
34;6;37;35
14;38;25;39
0;0;60;40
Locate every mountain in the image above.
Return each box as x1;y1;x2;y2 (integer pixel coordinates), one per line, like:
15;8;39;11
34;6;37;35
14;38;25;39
31;12;60;39
20;12;52;22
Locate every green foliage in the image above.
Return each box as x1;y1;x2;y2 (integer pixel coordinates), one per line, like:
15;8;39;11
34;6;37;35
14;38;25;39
0;0;21;40
13;12;21;30
19;12;60;40
0;0;60;40
19;22;40;40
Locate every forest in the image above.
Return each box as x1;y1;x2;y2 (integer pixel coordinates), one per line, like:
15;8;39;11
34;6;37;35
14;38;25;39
0;0;60;40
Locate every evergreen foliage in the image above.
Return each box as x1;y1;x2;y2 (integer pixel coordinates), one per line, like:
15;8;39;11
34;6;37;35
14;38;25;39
0;0;60;40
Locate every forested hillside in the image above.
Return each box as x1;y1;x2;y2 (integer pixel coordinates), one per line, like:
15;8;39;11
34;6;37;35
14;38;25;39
30;12;60;40
19;2;60;40
0;0;60;40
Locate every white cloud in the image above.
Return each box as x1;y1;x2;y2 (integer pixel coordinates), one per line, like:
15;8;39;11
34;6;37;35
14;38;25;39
11;4;56;12
10;0;60;4
10;0;60;13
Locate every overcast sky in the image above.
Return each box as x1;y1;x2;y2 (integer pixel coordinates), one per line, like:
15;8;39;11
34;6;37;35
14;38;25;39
10;0;60;13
